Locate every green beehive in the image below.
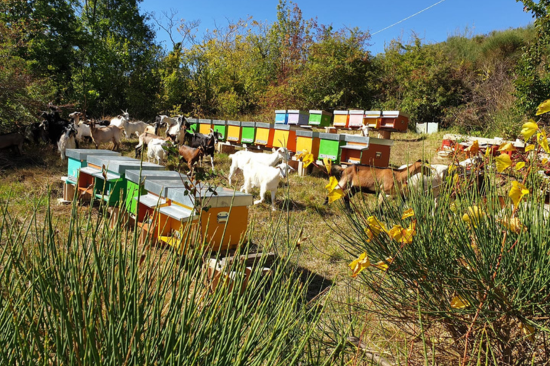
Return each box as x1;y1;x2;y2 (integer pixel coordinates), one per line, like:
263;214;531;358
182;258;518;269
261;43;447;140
308;110;333;127
318;133;345;163
212;120;227;141
241;122;256;144
125;170;189;215
187;117;199;133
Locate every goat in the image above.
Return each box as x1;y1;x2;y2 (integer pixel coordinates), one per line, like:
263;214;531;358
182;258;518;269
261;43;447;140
334;160;430;206
177;145;204;175
183;129;221;170
89;122;123;150
135;132;167;157
109;110;129;128
39;109;71;146
24;122;46;145
228;147;289;185
408;164;449;198
167;117;190;143
241;162;295;211
57;125;77;160
147;139;169;165
158;115;179;134
124;120;149;139
144;122;160;135
0;133;24;155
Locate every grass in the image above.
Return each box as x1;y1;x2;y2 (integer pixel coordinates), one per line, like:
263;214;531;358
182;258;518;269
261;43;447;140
0;130;487;364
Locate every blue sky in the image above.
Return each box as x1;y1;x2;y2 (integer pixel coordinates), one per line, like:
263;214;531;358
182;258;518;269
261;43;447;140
139;0;534;54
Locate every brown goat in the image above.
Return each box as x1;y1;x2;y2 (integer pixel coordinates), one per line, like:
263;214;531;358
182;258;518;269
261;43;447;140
178;145;205;175
0;133;24;155
335;160;430;206
89;123;123;150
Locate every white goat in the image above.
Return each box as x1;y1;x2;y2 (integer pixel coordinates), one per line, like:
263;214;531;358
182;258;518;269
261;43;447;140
69;112;92;142
90;123;123;150
241;162;294;211
110;110;130;128
228;147;289;185
158;115;179;135
124;121;149;139
57;127;77;160
408;164;449;198
147;139;168;165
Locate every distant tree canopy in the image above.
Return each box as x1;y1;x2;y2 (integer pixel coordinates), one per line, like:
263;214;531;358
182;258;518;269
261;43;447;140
0;0;544;136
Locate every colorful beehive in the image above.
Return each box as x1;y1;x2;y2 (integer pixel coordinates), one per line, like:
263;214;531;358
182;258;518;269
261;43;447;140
187;117;199;133
348;110;365;128
339;135;393;168
80;156;164;206
212;120;227;141
137;178;253;251
333;111;350;128
199;119;212;135
318;133;345;163
125;170;189;216
363;111;381;129
227;121;242;143
296;130;320;160
379;111;409;132
255;122;275;148
273;124;302;152
65;149;120;184
287;110;309;126
241;122;256;144
275;110;288;124
308;110;332;127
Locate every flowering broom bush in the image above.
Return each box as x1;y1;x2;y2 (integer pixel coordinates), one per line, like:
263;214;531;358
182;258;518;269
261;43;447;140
328;100;550;364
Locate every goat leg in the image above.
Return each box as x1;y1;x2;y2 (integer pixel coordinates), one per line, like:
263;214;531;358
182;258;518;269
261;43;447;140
210;155;214;170
271;190;276;211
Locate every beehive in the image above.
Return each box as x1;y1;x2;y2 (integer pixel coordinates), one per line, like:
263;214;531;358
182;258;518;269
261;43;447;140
65;149;120;184
275;110;288;124
333;111;350;128
255;122;275;147
308;110;332;127
241;122;256;144
318;133;345;163
348;110;365;128
227;121;241;143
273;124;301;152
379;111;409;132
125;170;189;216
363;111;381;129
199;118;212;135
287;110;309;126
80;156;164;206
187;117;199;133
212;120;227;141
296;130;320;160
339;134;393;168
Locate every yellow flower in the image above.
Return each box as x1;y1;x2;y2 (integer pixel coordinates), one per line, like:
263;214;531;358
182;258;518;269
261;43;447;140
388;222;416;245
543;158;549;165
372;257;394;271
537;130;550;153
519;322;535;342
448;165;457;174
495;154;512;173
295;150;308;160
451;295;471;309
462;206;485;228
525;144;535;152
509;181;529;206
349;252;370;278
325;176;344;203
401;208;415;220
536;99;550;115
450;202;457;213
323;158;332;175
498;217;526;234
364;227;374;242
521;120;539;140
302;153;314;168
515;162;526;171
485;146;492;157
466;140;479;155
366;216;387;236
498;142;516;152
325;176;339;192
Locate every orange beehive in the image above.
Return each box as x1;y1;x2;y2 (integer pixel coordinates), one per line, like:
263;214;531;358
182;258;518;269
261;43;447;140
363;111;381;129
333;110;350;128
339;134;393;168
379;111;409;132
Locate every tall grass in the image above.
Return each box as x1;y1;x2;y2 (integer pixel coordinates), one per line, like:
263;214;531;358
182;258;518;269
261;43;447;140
0;194;324;364
330;161;550;364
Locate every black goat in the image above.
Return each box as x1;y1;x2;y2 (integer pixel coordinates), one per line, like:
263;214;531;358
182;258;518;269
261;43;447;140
39;109;71;146
183;129;221;170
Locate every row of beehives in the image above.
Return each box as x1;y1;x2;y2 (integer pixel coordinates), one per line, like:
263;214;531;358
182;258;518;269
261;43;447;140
271;109;409;130
63;149;253;252
193;121;394;167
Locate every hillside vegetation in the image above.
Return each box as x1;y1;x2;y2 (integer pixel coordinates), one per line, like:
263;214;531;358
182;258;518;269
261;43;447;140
0;0;547;137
